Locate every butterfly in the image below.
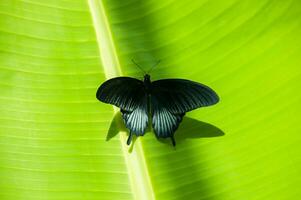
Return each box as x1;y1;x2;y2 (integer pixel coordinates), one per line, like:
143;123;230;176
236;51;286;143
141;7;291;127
96;60;219;146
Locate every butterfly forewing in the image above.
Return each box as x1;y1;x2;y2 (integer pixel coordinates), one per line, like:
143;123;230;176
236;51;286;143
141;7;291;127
151;79;219;114
96;77;144;111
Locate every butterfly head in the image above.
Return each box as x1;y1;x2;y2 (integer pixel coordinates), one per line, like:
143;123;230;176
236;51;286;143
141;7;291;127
144;74;151;83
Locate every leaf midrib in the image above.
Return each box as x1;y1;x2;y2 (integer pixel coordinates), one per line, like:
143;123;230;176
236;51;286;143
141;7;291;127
87;1;155;200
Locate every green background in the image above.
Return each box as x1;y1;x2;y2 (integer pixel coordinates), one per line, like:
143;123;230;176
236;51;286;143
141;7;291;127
0;0;300;199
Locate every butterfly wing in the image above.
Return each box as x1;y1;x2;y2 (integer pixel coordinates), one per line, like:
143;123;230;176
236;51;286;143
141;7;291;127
96;77;148;145
96;77;145;111
151;79;219;145
121;93;149;145
151;95;185;146
152;79;219;114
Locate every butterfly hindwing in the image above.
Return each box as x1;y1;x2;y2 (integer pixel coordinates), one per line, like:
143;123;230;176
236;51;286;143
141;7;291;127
152;79;219;114
121;94;149;145
151;95;185;146
96;77;144;111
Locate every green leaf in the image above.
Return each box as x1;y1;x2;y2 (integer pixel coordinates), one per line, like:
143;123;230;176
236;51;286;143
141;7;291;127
0;0;300;200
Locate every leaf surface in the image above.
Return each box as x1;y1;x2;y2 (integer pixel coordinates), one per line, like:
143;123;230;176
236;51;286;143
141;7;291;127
0;0;300;200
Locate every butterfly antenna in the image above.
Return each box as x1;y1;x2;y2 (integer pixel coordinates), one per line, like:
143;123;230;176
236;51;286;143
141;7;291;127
147;60;161;74
132;59;146;74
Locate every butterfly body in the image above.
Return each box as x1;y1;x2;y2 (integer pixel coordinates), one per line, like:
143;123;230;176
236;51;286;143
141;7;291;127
96;74;219;146
143;74;152;93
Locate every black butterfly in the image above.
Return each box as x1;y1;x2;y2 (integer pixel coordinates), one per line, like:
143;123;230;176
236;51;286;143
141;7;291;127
96;62;219;146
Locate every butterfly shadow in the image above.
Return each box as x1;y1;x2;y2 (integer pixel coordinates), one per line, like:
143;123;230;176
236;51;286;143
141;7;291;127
106;112;224;148
106;112;138;151
106;111;126;139
157;116;225;146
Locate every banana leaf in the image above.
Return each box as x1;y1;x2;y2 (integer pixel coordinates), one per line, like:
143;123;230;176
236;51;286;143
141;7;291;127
0;0;300;199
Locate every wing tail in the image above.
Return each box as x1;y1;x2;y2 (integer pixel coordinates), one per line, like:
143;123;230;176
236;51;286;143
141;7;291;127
127;131;133;145
171;135;176;146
